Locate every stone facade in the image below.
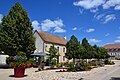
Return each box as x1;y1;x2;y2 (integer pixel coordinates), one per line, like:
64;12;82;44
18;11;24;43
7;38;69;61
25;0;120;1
34;30;67;63
104;44;120;59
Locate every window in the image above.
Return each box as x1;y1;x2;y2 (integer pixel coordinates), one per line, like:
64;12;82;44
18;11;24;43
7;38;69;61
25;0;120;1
63;56;65;61
63;48;65;52
113;49;116;52
109;49;112;52
45;45;48;51
118;48;120;51
111;53;112;56
57;47;59;52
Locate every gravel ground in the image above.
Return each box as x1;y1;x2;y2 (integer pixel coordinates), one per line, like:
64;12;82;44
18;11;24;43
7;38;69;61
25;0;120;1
0;60;120;80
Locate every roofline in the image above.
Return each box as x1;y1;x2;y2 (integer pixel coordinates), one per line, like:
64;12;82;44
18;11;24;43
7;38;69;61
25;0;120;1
44;41;66;46
35;30;66;46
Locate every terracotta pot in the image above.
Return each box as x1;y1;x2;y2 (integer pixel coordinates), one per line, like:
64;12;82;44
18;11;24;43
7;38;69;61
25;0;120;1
14;67;25;78
27;63;31;68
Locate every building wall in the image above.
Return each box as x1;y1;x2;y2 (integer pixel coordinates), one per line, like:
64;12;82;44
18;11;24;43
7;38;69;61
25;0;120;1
108;52;120;58
34;32;67;63
34;32;44;53
44;42;67;63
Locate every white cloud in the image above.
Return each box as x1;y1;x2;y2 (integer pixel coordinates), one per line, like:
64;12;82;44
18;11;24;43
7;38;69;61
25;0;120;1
114;5;120;10
73;0;105;10
117;36;120;39
0;14;3;23
32;20;40;31
79;9;84;14
105;33;110;36
54;27;66;33
90;8;98;13
72;27;77;30
114;40;120;43
94;13;116;24
89;38;101;43
105;43;112;44
103;14;116;23
41;19;66;33
94;13;105;20
86;28;95;33
114;36;120;43
103;0;120;9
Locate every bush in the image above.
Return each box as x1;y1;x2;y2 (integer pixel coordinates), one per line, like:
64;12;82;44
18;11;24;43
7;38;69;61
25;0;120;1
67;62;76;72
56;63;62;68
7;51;35;68
81;63;89;71
18;51;26;56
51;58;57;65
87;66;93;69
104;60;115;65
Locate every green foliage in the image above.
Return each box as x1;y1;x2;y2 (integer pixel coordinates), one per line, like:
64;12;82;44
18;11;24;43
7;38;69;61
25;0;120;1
65;35;83;60
56;63;62;68
93;46;110;59
67;62;76;72
0;2;35;57
79;62;89;71
48;44;57;62
104;60;115;65
8;51;34;68
51;58;57;65
18;51;26;56
28;58;35;64
39;57;44;63
81;38;94;59
67;62;92;71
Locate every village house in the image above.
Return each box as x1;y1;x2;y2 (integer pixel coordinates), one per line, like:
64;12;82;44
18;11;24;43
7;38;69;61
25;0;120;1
34;30;67;63
104;44;120;59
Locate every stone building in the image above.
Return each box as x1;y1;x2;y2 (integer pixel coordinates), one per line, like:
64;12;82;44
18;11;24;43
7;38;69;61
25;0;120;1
34;30;67;63
104;44;120;59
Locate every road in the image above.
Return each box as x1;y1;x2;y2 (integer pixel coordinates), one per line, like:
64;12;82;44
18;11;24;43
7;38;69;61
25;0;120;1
82;60;120;80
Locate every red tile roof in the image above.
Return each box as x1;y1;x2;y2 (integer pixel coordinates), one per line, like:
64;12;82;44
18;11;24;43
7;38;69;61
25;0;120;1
104;44;120;49
35;30;67;45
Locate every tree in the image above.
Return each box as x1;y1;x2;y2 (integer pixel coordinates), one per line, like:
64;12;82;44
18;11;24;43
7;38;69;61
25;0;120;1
48;44;57;60
93;45;110;60
81;38;93;59
98;47;110;59
65;35;81;63
0;2;35;57
48;44;57;62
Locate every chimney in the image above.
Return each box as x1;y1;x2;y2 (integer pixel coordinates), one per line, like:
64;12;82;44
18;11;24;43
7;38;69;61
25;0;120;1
64;36;66;40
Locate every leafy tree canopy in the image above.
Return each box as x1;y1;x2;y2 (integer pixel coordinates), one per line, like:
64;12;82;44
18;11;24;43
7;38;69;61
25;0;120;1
48;44;57;61
0;2;35;57
65;35;82;60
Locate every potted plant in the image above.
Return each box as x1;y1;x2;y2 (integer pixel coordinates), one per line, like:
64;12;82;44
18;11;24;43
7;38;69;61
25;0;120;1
8;51;34;78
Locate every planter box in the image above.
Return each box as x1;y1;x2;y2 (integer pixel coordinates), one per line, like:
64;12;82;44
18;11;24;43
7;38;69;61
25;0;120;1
14;67;25;78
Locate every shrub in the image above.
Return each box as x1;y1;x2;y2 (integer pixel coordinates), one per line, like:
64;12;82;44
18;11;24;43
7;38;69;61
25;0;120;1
67;62;76;72
87;66;93;69
56;63;62;68
7;51;35;68
104;60;115;65
51;58;57;65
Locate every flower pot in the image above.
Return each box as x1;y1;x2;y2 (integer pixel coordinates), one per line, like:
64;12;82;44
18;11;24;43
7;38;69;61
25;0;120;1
27;63;32;68
14;67;25;78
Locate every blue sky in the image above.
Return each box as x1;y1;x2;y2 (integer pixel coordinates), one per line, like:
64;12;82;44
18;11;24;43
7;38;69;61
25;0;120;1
0;0;120;46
